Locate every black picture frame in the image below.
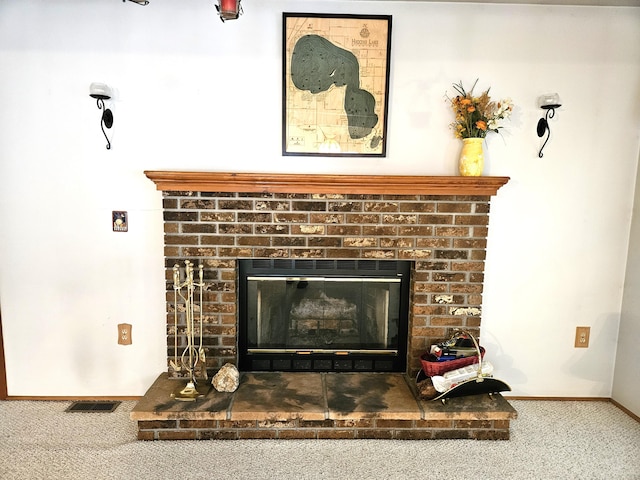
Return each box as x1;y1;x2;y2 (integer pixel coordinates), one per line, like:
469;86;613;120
282;12;392;157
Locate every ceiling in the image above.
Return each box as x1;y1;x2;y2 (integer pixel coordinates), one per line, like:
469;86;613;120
365;0;640;6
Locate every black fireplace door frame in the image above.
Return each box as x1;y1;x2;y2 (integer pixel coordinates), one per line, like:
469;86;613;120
237;259;411;373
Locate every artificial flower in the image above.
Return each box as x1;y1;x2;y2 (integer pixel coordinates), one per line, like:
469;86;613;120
446;79;513;139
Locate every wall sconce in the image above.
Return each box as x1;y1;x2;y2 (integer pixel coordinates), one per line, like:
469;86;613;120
536;93;561;158
216;0;242;22
89;83;114;150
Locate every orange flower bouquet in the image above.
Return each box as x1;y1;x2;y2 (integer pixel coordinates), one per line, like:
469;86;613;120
447;79;513;139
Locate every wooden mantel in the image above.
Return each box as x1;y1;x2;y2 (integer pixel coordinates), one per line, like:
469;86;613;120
144;171;510;196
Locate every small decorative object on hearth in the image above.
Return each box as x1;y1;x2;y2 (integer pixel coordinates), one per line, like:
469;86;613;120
170;260;210;401
447;79;513;176
212;363;240;393
416;376;438;400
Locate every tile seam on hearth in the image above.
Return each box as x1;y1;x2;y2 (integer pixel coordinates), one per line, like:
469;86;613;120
321;373;329;420
225;376;239;421
403;373;426;421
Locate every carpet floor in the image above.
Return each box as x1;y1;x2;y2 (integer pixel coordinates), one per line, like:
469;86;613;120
0;399;638;479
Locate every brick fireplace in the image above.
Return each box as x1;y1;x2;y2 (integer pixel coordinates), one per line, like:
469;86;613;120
131;172;515;440
149;172;509;377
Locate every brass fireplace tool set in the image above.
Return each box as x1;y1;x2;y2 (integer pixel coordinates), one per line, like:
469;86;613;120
170;260;210;401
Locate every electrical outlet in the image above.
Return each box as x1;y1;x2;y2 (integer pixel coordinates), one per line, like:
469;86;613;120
118;323;132;345
574;326;590;348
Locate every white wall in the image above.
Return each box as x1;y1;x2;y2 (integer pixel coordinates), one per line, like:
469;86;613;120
614;155;640;414
0;0;638;400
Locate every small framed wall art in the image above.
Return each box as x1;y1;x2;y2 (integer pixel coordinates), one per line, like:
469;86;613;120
282;12;392;157
112;211;128;232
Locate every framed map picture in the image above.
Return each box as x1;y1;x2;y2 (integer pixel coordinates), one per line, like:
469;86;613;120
282;13;392;157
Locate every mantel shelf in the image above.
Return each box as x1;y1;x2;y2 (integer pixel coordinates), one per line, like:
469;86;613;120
144;171;510;196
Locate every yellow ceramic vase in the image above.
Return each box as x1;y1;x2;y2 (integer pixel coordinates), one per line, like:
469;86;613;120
458;138;484;176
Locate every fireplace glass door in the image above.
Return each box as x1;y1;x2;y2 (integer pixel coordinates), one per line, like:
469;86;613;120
238;259;410;372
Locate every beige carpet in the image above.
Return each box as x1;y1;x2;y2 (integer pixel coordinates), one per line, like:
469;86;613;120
0;399;638;479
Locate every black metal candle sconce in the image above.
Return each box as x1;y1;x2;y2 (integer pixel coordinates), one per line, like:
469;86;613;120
89;83;114;150
537;93;561;158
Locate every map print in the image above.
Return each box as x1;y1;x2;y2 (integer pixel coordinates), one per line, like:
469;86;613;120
284;15;391;156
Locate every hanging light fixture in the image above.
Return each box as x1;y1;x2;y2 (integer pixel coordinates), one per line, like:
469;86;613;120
216;0;242;22
89;83;114;150
122;0;149;5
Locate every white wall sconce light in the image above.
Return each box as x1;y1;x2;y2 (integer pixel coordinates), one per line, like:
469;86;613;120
216;0;243;22
536;93;561;158
89;83;114;150
123;0;149;5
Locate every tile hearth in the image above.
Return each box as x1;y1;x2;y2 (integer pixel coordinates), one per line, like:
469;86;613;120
131;372;517;440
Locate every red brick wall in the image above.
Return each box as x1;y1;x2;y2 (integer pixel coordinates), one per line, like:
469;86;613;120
162;191;491;375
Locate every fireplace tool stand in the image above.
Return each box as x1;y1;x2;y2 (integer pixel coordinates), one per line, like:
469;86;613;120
170;261;210;401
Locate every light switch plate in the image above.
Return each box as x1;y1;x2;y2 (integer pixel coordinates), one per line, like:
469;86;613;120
112;211;128;232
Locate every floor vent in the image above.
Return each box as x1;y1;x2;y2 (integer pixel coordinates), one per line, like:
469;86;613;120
65;401;121;413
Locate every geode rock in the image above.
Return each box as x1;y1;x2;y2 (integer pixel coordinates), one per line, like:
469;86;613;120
212;363;240;393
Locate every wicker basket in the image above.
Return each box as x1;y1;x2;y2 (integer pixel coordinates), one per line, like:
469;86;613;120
420;330;485;377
